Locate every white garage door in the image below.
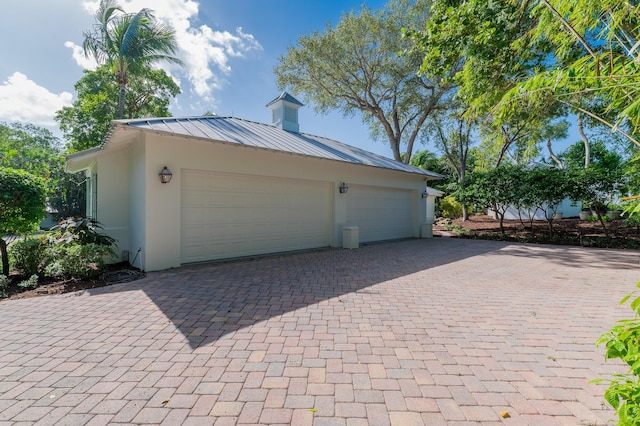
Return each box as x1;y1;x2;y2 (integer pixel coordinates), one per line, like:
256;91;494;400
181;170;332;263
346;185;415;243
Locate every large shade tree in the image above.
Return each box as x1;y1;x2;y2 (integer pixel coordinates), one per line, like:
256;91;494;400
274;0;455;163
407;0;568;167
429;107;475;219
82;0;182;119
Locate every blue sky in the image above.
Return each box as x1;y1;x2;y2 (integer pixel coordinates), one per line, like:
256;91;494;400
0;0;577;159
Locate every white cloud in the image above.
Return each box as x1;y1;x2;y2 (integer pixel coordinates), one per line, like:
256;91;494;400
0;72;73;126
64;41;97;70
78;0;262;101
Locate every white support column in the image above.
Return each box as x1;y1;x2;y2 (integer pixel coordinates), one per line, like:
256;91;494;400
421;187;443;238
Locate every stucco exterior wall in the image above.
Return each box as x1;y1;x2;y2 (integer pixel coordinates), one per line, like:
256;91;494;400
80;127;435;271
94;148;130;261
127;139;146;269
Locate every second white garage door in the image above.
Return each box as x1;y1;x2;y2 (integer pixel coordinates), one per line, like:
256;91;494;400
346;184;415;243
181;170;332;263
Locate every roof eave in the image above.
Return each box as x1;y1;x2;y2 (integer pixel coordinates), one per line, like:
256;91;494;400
65;146;102;173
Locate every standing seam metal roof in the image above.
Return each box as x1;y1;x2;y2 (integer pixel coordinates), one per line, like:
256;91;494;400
117;116;441;178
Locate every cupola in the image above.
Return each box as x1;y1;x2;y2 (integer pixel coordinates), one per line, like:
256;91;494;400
266;91;304;133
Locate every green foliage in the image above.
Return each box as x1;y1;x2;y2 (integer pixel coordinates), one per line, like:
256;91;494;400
457;164;524;233
523;167;576;233
48;217;116;247
0;122;85;218
571;166;624;236
44;243;113;279
56;65;180;152
457;165;606;235
0;275;9;298
559;140;624;172
0;167;47;276
274;0;453;163
624;210;640;229
17;274;39;290
439;196;463;219
406;0;566;167
8;237;48;276
595;283;640;424
443;222;470;236
410;149;447;175
0;168;47;234
500;1;640;147
0;122;62;177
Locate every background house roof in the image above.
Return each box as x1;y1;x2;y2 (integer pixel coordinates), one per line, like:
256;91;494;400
117;116;442;179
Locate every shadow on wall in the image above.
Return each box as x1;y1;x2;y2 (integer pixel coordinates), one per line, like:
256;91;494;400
86;238;638;349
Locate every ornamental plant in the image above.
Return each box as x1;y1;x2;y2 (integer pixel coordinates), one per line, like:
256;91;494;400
48;216;116;247
595;283;640;424
45;243;114;279
8;236;48;276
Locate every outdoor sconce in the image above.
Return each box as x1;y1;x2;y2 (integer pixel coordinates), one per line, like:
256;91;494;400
339;182;349;194
159;166;173;184
421;191;429;199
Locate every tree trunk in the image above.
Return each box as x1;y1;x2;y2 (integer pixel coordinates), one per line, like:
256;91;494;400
461;204;469;221
117;82;126;120
498;212;505;235
0;238;8;277
547;140;564;168
597;213;609;237
577;113;590;168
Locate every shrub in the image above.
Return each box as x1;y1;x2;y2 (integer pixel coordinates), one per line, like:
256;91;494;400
625;212;640;230
17;274;39;290
440;196;463;218
8;237;48;276
45;243;114;279
48;217;116;247
595;283;640;424
0;275;9;298
0;167;47;276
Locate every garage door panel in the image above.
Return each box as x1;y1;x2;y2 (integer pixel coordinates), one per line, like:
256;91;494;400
346;185;414;243
181;170;331;263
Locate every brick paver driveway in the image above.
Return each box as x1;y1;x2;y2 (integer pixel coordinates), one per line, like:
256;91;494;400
1;239;638;425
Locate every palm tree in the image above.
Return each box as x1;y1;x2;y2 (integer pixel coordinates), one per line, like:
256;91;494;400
82;0;182;119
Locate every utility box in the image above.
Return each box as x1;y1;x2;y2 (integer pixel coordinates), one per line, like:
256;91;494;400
343;226;359;249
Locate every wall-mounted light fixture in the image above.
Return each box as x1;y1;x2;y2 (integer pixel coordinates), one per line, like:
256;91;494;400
159;166;173;184
339;182;349;194
421;190;429;199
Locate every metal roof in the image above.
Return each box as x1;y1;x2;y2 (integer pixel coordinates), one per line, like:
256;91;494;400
266;91;304;107
114;116;441;178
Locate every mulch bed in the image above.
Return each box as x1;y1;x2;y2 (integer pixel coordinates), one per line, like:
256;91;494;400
435;214;640;249
2;262;144;301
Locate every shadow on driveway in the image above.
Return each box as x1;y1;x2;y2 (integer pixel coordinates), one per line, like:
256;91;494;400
493;242;639;270
83;238;640;350
87;238;507;349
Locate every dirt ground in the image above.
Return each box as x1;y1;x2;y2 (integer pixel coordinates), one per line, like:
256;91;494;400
435;214;640;248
